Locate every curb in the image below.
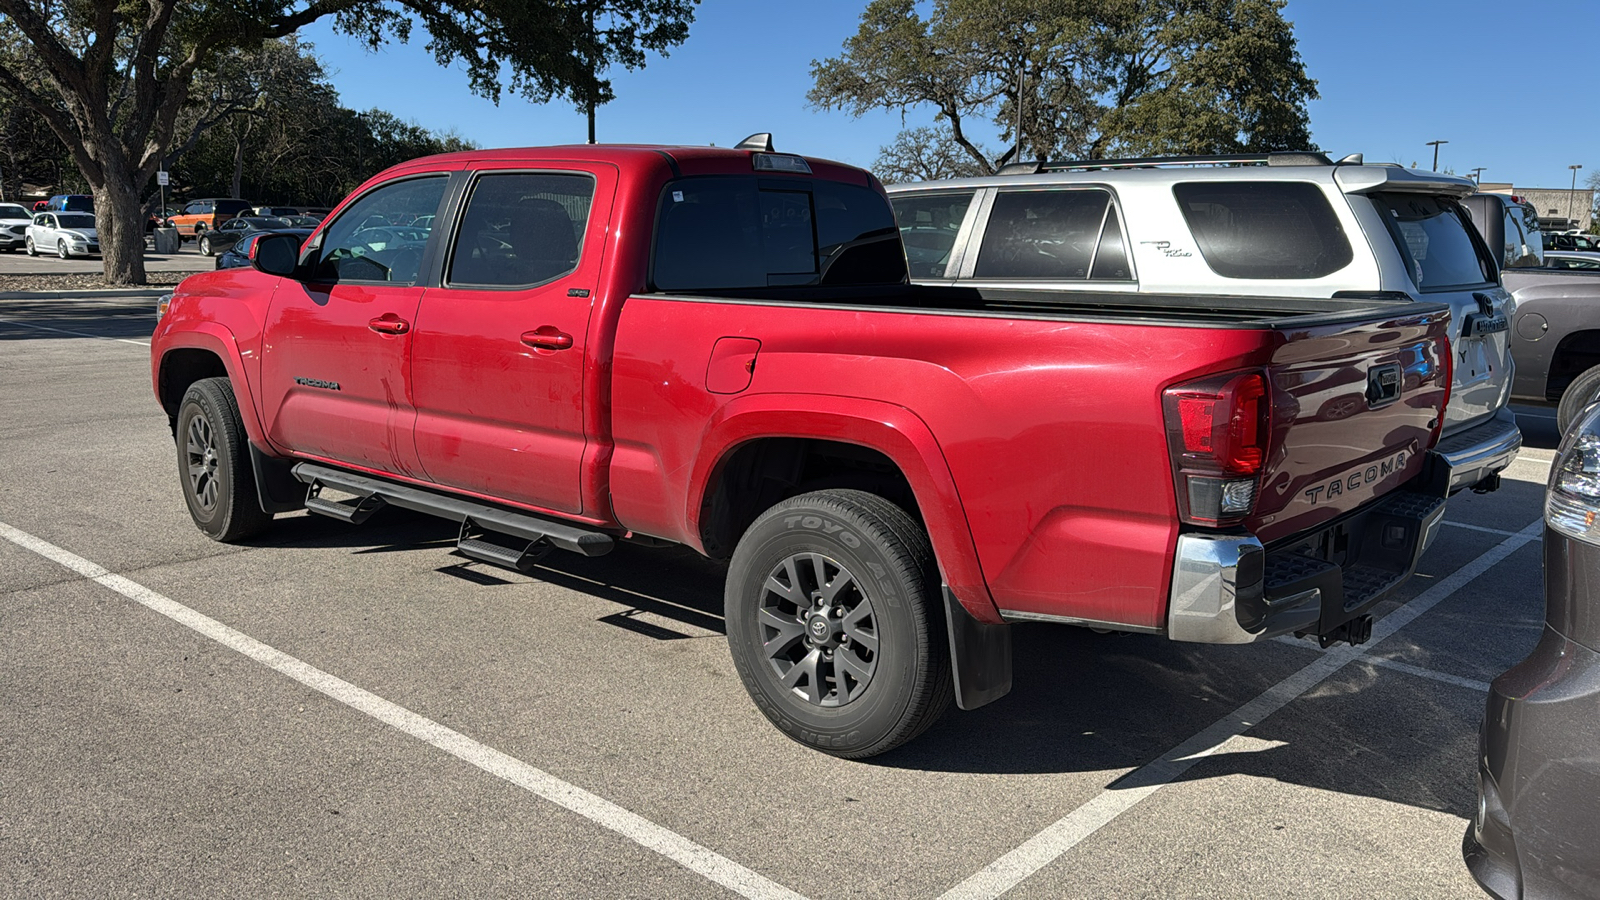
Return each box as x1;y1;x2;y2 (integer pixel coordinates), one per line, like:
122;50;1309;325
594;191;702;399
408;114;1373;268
0;289;173;300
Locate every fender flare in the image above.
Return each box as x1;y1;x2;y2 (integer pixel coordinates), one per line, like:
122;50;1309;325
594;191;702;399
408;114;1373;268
154;325;273;452
686;393;1000;624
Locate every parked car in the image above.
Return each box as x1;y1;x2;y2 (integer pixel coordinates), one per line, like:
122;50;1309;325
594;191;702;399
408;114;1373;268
152;140;1460;758
252;206;301;217
887;152;1521;496
275;214;323;228
0;202;33;251
25;211;98;258
166;198;252;241
1543;231;1600;252
1464;401;1600;899
213;228;313;270
197;216;302;256
297;207;331;218
1462;193;1600;431
46;194;94;213
1542;252;1600;271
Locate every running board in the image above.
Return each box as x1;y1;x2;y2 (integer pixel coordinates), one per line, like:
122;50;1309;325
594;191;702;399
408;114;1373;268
291;462;614;558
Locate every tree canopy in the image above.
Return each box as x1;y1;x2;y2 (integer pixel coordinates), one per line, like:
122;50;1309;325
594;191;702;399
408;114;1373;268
810;0;1318;180
0;0;697;282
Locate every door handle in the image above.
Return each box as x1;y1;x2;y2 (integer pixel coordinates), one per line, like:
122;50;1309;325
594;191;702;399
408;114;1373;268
521;326;574;351
368;313;410;335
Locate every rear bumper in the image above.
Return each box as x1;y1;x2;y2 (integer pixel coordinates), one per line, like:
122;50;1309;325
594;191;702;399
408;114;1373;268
1167;488;1445;644
1431;408;1522;493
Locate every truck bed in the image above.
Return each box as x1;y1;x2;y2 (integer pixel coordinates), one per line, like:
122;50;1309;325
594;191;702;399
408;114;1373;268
649;284;1449;329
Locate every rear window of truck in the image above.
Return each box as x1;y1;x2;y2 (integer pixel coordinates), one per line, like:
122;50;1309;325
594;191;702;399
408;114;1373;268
1173;182;1353;279
1368;192;1493;290
651;176;905;291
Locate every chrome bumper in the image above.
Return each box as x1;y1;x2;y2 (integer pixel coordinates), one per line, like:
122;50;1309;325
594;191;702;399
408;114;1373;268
1433;408;1522;493
1167;489;1446;644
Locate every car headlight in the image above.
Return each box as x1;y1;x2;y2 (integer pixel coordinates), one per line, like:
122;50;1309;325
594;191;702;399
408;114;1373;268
155;292;174;321
1548;405;1600;545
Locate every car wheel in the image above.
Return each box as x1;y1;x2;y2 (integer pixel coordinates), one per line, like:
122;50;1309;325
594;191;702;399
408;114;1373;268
1557;366;1600;434
724;489;953;758
175;377;274;542
199;235;213;256
25;236;36;256
57;240;71;259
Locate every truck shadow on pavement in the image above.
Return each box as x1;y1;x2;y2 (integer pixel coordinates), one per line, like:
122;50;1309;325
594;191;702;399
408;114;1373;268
255;503;1521;820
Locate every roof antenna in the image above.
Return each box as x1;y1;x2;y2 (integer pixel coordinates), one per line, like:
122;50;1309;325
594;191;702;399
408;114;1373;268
1337;152;1364;165
735;133;775;152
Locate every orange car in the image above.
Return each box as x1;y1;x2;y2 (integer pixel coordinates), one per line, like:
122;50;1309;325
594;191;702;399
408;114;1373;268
166;198;253;241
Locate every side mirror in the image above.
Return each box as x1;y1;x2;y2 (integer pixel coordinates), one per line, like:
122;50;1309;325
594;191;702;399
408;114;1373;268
251;232;305;278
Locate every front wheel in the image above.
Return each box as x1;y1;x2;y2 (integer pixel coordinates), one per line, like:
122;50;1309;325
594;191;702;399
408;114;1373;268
725;489;952;758
57;240;71;260
25;236;36;256
1558;366;1600;434
175;377;273;542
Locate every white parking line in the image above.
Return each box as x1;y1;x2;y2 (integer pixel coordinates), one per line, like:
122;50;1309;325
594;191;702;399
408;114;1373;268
0;521;807;900
1364;656;1491;692
0;316;151;346
1443;520;1524;537
937;519;1541;900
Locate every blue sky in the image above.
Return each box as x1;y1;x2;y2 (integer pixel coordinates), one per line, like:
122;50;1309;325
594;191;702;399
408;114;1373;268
302;0;1597;190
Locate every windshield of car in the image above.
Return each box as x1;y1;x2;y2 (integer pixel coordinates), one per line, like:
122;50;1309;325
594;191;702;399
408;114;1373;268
58;196;93;212
55;214;96;229
0;204;29;219
1367;192;1493;290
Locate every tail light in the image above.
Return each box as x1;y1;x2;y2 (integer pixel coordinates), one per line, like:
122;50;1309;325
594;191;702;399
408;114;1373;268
1162;370;1271;526
1431;336;1452;449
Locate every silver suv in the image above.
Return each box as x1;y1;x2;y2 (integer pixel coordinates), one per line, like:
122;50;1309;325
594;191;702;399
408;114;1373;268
887;152;1520;493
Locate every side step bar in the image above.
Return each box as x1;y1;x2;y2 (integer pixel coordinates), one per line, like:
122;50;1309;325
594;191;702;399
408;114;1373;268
292;462;615;558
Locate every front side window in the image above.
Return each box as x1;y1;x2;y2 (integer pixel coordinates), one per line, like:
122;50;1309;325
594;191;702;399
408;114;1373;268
1367;192;1493;290
33;214;47;226
974;189;1118;280
1174;182;1353;279
312;176;446;284
651;176;904;291
891;191;975;278
447;172;594;287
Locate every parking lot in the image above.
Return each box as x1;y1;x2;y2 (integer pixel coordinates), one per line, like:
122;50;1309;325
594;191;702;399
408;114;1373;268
0;243;208;277
0;294;1557;898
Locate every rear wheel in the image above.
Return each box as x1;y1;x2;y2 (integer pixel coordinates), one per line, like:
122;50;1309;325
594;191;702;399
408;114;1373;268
198;235;213;256
725;489;952;758
175;377;273;542
1558;366;1600;434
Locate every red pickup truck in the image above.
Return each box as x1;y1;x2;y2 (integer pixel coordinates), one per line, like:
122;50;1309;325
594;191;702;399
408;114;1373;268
152;139;1459;757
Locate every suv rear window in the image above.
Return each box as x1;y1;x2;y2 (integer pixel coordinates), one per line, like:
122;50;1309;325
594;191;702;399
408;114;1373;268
973;189;1129;280
214;199;253;216
1368;193;1493;290
1173;182;1353;279
651;176;904;291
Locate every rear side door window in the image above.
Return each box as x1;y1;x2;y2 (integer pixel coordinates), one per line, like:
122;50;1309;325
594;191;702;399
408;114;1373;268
1173;182;1353;279
446;172;595;288
974;189;1127;280
311;176;447;284
891;191;975;278
1366;192;1494;291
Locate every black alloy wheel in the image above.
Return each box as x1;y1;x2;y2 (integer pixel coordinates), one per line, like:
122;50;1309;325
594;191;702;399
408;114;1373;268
725;489;952;758
174;377;273;542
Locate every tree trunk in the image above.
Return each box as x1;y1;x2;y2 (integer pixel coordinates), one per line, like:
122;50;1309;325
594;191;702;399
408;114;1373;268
231;136;245;199
94;175;148;285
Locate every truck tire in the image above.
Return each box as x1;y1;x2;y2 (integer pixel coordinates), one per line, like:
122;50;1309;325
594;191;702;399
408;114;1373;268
1558;366;1600;434
175;377;273;542
725;489;953;758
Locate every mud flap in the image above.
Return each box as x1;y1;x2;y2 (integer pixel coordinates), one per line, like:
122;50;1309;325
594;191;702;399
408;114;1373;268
944;587;1012;711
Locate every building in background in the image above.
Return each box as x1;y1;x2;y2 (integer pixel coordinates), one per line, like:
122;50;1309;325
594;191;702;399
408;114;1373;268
1477;182;1594;233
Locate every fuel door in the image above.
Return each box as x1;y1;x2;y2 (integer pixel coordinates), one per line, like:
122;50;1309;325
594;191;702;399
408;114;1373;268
706;337;761;394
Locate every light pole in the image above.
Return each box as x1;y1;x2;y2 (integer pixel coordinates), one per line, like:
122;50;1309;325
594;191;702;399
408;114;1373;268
1571;164;1584;229
1426;140;1449;171
1470;167;1486;184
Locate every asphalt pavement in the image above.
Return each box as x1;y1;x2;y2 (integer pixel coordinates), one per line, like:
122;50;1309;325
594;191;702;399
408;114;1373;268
0;242;208;275
0;295;1559;898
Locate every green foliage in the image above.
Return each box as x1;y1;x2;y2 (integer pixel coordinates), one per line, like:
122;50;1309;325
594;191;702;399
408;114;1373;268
0;0;697;282
812;0;1318;176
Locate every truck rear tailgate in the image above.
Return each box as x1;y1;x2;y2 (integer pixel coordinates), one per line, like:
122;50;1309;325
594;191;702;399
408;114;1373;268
1249;305;1453;545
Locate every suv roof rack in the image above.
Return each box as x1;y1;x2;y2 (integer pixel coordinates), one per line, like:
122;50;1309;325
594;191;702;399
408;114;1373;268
997;151;1334;176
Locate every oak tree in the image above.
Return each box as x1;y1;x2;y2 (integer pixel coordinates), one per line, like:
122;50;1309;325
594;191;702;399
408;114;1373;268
0;0;696;283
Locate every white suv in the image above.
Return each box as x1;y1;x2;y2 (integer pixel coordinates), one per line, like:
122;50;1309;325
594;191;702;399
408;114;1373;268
887;152;1520;493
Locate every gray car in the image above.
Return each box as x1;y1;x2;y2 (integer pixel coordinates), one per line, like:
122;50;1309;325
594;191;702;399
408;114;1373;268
1465;404;1600;897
